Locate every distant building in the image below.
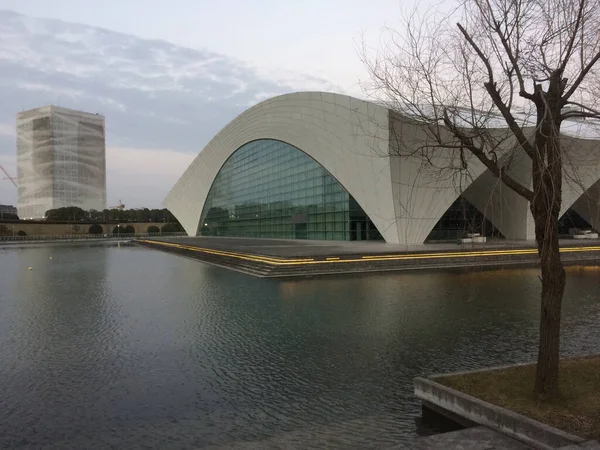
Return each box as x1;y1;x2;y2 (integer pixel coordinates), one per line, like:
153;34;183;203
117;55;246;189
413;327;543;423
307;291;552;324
16;106;106;219
0;204;18;219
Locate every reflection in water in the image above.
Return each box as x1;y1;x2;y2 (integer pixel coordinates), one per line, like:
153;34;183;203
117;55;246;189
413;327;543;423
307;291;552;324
1;245;599;449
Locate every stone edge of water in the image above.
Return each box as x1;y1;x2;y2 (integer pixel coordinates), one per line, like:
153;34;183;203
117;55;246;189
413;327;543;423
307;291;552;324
414;369;589;449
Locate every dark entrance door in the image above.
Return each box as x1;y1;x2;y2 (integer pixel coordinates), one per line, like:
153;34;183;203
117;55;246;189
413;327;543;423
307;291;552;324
294;223;307;239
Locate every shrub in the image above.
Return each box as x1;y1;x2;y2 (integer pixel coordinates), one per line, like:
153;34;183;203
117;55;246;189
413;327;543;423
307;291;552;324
161;223;183;233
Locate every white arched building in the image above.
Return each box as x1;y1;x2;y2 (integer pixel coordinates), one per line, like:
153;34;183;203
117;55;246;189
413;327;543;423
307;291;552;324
164;92;600;245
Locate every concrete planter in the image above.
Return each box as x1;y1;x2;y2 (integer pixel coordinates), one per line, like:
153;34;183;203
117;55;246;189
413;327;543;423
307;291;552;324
414;375;585;449
574;233;599;239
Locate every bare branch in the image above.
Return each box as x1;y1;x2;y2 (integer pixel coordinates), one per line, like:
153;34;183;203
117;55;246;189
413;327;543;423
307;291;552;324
562;111;600;120
457;23;537;159
483;0;535;100
563;100;600;118
442;112;534;201
559;0;586;73
457;23;495;84
563;50;600;100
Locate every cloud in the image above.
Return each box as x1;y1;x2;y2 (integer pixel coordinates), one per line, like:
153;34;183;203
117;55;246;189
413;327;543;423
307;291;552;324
0;10;341;208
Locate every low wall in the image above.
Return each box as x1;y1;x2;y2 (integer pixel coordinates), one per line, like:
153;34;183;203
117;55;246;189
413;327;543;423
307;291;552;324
0;222;177;237
414;376;584;449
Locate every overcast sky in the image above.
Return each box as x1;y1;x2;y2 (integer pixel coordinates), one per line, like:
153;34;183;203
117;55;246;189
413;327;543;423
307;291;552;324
0;0;414;209
1;0;406;93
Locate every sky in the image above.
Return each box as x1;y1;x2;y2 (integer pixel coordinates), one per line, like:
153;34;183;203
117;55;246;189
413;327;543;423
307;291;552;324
0;0;414;210
0;0;405;93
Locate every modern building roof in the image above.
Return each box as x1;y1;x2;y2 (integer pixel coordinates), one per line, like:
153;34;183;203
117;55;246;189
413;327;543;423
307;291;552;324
164;92;600;244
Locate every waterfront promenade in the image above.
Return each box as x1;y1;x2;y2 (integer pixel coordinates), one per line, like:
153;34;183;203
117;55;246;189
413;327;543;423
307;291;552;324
136;236;600;277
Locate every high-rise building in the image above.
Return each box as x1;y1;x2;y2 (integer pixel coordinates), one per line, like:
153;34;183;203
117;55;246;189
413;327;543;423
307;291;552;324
16;106;106;219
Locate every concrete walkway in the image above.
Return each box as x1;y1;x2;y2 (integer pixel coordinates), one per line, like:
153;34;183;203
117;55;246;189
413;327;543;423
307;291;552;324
157;236;600;258
138;236;600;278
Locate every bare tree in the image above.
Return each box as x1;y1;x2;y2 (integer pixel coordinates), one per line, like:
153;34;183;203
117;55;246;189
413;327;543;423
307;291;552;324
362;0;600;396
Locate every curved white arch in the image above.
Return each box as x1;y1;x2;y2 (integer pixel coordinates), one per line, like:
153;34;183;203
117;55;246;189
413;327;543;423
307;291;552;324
164;92;400;241
462;150;533;240
560;137;600;222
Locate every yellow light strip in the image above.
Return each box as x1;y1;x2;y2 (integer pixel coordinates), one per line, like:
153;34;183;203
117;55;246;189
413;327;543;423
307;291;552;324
192;246;314;263
137;240;600;267
137;240;313;264
361;245;600;259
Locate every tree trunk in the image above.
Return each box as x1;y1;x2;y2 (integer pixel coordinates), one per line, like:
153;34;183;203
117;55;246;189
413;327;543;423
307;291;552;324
532;211;565;396
531;76;567;397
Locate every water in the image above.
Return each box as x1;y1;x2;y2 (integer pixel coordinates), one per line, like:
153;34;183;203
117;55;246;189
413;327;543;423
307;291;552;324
0;243;599;449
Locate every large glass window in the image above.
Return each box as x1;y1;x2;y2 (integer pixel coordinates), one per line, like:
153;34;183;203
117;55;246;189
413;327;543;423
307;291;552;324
425;197;503;241
558;208;595;235
198;139;382;241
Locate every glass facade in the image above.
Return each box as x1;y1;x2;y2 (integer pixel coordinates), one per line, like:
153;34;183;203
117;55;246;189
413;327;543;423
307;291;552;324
559;209;595;235
199;139;382;241
426;197;503;241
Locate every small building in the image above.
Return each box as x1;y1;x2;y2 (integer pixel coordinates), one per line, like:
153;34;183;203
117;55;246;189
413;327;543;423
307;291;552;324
16;106;107;219
0;204;18;219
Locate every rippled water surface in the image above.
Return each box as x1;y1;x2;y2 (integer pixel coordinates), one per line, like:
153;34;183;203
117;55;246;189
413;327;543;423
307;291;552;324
1;243;599;449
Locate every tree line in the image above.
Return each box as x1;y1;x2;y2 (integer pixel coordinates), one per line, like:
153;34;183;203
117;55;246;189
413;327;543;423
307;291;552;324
44;206;180;224
87;223;182;234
